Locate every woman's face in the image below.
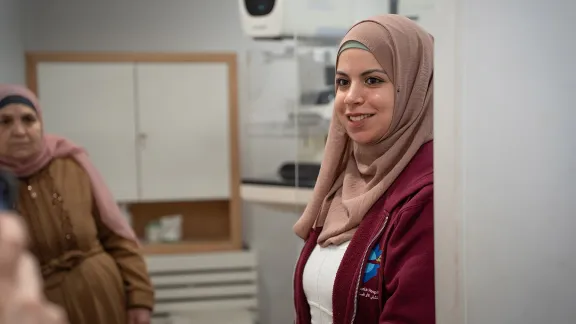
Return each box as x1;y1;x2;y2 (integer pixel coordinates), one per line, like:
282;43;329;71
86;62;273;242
0;104;43;162
334;49;395;145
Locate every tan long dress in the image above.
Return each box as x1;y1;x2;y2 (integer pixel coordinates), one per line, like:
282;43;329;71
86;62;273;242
16;157;154;324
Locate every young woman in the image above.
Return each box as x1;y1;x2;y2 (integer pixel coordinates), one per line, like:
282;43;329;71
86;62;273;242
0;84;154;324
293;15;435;324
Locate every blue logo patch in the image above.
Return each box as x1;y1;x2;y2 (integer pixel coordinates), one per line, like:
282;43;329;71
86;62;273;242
363;244;383;283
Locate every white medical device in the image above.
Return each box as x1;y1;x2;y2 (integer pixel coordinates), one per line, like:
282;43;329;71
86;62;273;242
239;0;391;40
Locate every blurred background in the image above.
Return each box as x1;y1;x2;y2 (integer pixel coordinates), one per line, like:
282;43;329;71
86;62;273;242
1;0;575;323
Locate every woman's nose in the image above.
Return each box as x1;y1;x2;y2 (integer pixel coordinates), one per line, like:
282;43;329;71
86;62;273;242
343;84;364;106
11;123;26;136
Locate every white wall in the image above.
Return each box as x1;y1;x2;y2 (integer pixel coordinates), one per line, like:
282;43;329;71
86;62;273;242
435;0;576;323
20;1;302;323
0;0;24;84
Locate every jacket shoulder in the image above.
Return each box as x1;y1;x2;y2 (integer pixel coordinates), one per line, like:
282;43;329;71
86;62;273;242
383;141;433;212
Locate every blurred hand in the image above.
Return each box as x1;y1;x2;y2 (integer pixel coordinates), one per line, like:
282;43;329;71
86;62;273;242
127;308;151;324
0;213;68;324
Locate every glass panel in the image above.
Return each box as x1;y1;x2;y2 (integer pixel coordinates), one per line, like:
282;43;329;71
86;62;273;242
242;37;339;203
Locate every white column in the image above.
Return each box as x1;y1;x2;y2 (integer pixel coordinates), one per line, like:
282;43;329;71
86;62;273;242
435;0;576;323
0;0;24;84
434;0;464;322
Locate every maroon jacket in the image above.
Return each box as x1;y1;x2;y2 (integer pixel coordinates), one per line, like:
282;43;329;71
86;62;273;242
293;142;434;324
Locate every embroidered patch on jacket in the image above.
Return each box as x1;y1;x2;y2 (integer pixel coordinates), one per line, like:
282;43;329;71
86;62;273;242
363;243;383;283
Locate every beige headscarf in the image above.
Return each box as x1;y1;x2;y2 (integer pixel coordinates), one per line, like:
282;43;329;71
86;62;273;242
293;14;434;246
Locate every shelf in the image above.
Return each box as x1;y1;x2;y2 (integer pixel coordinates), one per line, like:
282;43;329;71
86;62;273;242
129;200;242;255
140;241;237;255
240;183;314;209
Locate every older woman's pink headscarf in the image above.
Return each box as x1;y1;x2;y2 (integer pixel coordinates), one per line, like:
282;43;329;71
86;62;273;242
0;84;138;243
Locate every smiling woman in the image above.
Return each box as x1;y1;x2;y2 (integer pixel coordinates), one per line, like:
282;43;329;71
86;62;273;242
333;41;396;145
292;14;434;324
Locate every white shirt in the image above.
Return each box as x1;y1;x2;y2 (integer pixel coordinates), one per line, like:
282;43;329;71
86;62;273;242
302;241;350;324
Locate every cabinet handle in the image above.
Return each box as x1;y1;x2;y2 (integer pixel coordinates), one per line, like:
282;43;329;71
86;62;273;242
137;133;147;150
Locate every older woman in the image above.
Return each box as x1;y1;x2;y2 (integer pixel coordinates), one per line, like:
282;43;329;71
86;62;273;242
0;84;154;324
293;15;434;323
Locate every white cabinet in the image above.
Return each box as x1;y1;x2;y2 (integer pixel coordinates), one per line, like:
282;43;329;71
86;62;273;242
34;58;235;203
28;52;242;254
135;63;230;201
37;62;140;201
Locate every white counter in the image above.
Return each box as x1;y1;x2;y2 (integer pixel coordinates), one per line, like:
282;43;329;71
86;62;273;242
240;184;313;209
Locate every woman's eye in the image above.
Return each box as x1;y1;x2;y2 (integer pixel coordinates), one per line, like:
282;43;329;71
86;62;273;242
365;77;383;85
22;116;36;124
336;78;349;87
0;118;12;126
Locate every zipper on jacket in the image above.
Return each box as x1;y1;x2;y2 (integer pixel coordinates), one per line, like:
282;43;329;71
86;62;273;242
350;216;389;324
293;245;301;324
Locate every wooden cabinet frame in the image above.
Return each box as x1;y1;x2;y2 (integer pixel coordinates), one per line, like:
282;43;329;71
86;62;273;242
26;52;242;254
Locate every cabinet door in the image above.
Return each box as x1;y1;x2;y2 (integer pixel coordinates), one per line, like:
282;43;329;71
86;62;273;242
36;62;139;201
135;62;231;201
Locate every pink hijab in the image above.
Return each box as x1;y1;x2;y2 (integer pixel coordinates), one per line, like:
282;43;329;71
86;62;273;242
0;84;138;243
294;15;433;246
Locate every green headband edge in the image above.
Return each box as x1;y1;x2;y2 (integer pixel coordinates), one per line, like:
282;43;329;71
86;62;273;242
338;40;370;55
